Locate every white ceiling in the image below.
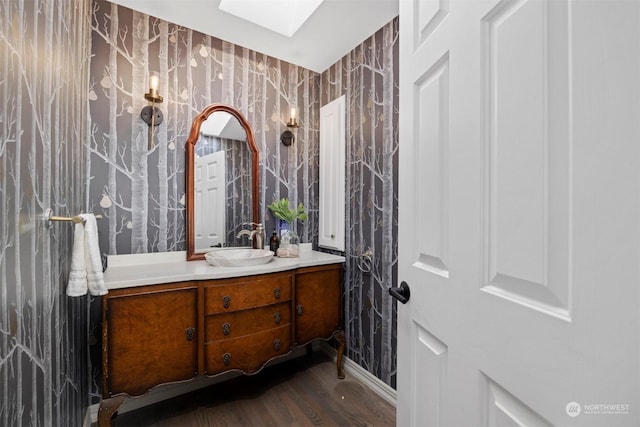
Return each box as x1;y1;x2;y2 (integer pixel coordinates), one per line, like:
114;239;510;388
110;0;399;73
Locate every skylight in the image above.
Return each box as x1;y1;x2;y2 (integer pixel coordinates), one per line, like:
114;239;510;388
218;0;324;38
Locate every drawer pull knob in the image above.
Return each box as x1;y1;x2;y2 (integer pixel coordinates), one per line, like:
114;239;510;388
185;327;195;341
222;323;231;335
274;312;281;324
273;339;281;351
223;353;231;366
296;305;304;315
274;288;281;299
222;295;231;308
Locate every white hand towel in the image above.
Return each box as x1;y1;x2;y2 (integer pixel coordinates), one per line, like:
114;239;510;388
81;214;108;296
67;221;88;296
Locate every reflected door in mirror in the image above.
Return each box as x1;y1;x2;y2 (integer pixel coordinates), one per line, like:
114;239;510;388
195;150;226;250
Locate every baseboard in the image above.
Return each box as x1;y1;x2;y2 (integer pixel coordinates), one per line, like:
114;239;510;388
83;405;94;427
319;342;397;407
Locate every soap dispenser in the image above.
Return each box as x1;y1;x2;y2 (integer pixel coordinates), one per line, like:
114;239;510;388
269;228;280;254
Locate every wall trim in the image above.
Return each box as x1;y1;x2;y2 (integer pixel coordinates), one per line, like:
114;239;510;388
84;405;95;427
319;342;397;407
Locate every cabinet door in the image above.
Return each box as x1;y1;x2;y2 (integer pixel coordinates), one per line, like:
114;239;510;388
104;285;198;397
295;265;342;345
319;95;346;251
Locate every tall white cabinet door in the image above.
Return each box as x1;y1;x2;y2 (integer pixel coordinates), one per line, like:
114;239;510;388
396;1;640;426
319;95;346;251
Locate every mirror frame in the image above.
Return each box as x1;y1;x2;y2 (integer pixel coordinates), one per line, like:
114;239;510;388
185;104;260;261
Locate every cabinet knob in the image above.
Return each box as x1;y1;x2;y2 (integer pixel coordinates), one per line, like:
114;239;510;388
273;339;281;351
222;295;231;308
274;312;281;324
222;323;231;335
274;288;281;299
185;327;195;341
331;234;335;239
296;305;304;315
223;352;231;366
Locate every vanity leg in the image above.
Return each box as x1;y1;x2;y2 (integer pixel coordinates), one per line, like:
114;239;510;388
335;331;346;379
98;395;125;427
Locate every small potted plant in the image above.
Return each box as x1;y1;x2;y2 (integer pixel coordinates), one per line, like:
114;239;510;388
267;198;307;231
267;198;308;257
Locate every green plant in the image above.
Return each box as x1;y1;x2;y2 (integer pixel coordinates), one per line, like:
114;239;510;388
267;198;308;223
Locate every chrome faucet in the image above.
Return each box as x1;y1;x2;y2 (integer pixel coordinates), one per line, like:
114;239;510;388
236;223;264;249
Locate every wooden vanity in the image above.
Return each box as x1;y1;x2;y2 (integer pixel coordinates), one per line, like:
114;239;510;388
97;251;345;427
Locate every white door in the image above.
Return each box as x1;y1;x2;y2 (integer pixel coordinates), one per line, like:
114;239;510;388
319;95;346;251
195;150;226;249
396;1;640;426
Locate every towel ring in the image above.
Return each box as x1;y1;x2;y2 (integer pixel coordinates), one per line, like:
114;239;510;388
357;250;373;273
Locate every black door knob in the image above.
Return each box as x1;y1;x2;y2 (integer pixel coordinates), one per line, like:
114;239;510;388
389;281;410;304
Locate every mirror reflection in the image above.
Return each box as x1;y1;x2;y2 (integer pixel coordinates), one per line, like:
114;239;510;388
186;104;259;261
194;112;252;251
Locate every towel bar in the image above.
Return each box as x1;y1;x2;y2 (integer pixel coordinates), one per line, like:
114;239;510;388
45;208;102;229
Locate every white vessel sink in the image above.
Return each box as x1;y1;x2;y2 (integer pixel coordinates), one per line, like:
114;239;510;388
205;248;274;267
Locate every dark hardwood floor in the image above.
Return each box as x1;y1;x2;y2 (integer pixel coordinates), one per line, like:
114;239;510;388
109;351;396;427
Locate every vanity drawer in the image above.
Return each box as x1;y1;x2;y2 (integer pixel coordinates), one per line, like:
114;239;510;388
204;325;292;374
203;273;292;313
205;302;292;341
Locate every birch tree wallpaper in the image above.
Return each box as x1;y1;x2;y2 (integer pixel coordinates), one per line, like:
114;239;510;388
88;0;321;257
322;18;400;388
87;0;399;398
1;0;399;421
0;0;92;426
87;0;322;401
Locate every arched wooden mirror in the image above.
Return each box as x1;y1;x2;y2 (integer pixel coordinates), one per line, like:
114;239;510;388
186;104;259;261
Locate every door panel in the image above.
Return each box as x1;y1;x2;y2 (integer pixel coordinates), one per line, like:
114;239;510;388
415;53;450;277
483;375;553;427
482;0;572;318
414;0;450;50
398;1;640;426
412;325;448;426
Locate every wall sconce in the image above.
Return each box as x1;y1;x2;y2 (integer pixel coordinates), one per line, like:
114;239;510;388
280;107;299;146
140;73;164;149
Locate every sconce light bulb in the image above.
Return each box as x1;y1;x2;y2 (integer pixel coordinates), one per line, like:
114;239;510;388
144;73;163;103
150;75;159;92
287;107;299;128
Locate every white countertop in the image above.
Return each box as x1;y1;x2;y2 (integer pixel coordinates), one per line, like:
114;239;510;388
104;250;345;290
